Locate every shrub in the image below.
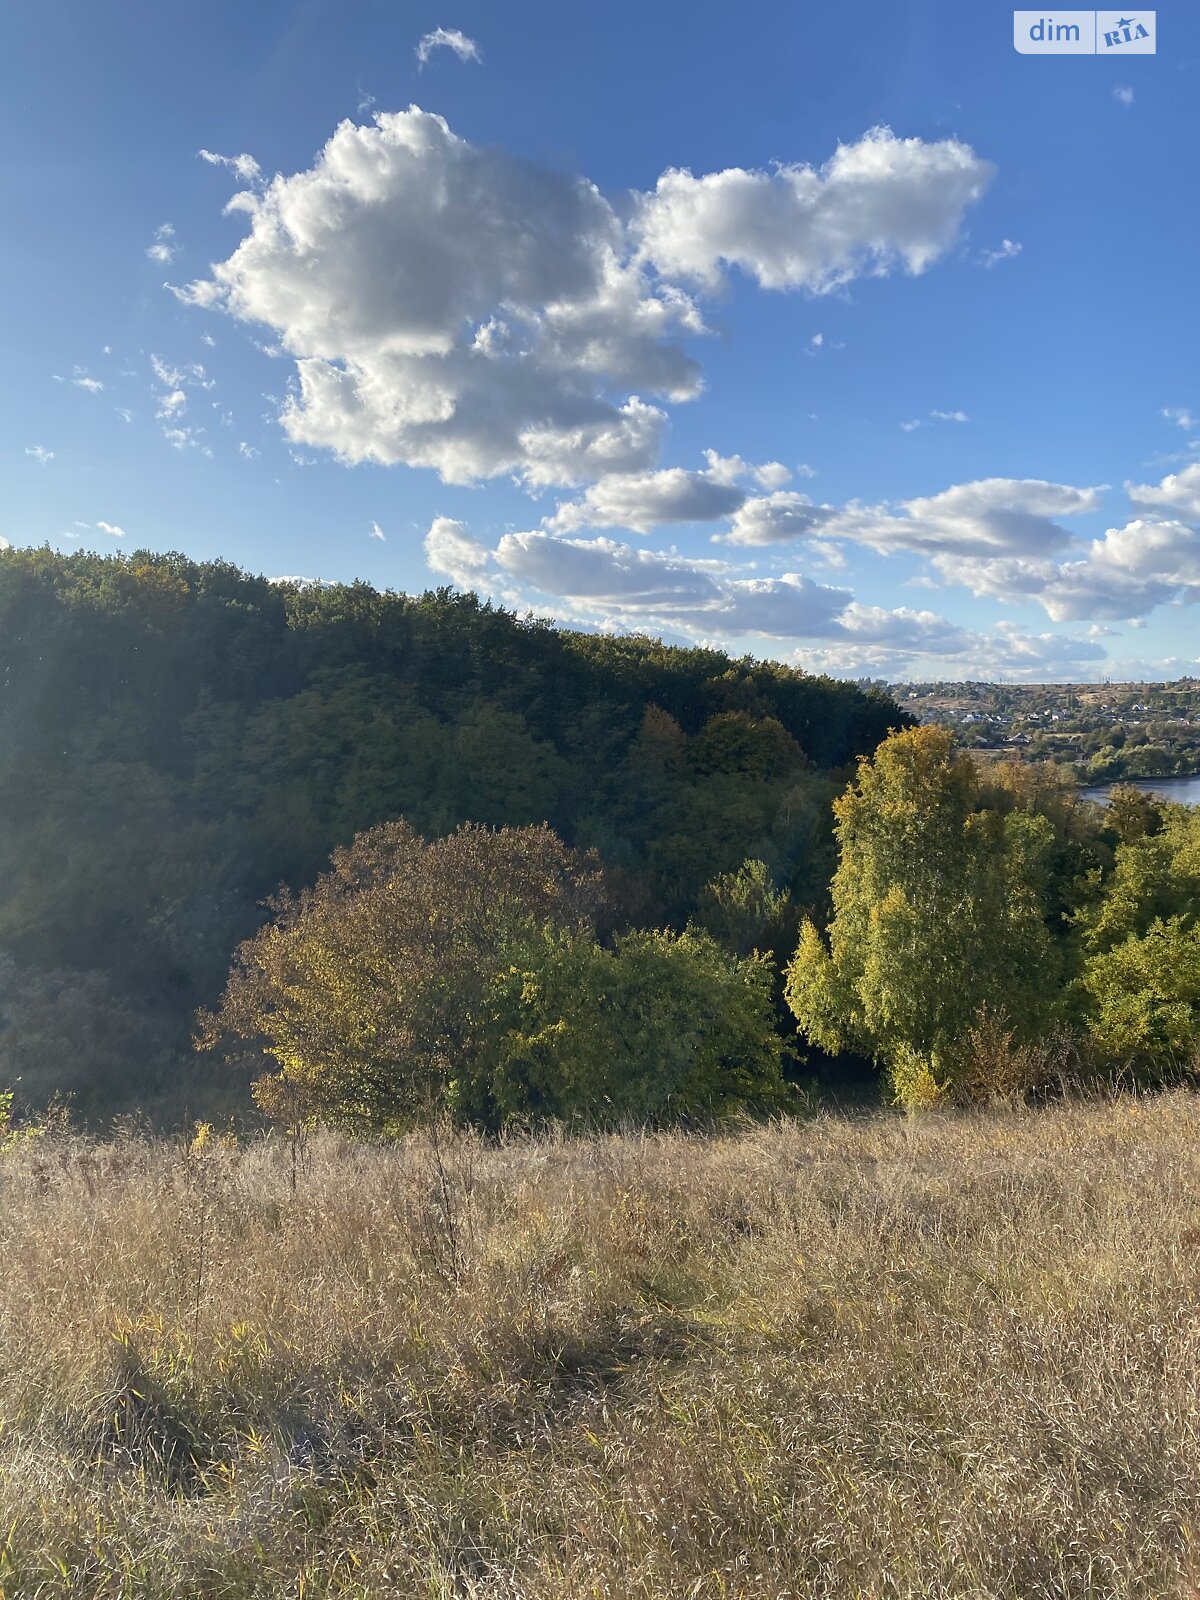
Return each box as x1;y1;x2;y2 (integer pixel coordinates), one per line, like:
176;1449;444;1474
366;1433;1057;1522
198;820;605;1132
456;925;789;1129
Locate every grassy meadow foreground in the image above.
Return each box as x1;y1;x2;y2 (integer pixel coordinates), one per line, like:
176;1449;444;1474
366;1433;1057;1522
3;1098;1200;1598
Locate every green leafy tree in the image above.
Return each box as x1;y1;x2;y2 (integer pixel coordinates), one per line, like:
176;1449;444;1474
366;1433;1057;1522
1104;783;1165;846
691;859;796;960
1074;803;1200;1069
785;726;1061;1105
1077;802;1200;954
688;711;806;781
461;926;787;1128
1080;917;1200;1067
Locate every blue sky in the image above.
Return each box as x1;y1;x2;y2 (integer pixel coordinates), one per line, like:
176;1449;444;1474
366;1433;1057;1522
3;0;1198;680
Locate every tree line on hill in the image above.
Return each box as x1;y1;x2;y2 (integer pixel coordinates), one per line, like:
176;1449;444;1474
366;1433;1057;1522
4;548;1198;1130
0;547;900;1119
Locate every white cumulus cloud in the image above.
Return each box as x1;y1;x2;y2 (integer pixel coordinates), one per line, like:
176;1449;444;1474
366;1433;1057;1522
724;478;1104;557
1128;462;1200;521
791;621;1104;682
547;450;788;534
174;109;702;486
172;110;992;491
725;491;838;547
633;127;992;292
424;516;495;587
423;516;1107;679
492;530;852;638
931;518;1200;625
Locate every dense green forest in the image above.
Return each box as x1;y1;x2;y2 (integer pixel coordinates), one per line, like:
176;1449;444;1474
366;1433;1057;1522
6;547;1199;1130
0;547;905;1119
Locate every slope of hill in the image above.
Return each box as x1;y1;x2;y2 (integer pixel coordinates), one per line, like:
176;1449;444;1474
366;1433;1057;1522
1;1097;1194;1597
0;547;908;1118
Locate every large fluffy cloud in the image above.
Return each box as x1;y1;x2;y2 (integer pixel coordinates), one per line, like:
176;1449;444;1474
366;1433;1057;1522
717;475;1199;630
423;516;496;588
897;479;1103;556
723;477;1104;555
1128;462;1200;521
489;530;853;637
177;111;992;488
176;109;697;484
938;516;1200;622
547;450;789;533
634;127;993;292
726;491;840;546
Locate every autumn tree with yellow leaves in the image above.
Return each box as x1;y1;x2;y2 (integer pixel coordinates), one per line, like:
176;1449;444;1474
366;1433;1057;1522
197;820;605;1131
785;726;1064;1105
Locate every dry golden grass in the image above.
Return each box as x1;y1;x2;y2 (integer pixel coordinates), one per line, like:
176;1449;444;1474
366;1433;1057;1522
2;1097;1200;1598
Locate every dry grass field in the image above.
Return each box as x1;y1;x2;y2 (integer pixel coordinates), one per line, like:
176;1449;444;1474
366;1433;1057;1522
2;1096;1200;1598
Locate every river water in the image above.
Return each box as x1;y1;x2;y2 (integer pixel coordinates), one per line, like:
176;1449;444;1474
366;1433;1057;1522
1078;774;1200;807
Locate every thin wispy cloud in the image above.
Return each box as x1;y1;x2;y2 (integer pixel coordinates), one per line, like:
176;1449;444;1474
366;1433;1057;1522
162;427;212;457
416;27;482;66
150;354;213;392
198;148;263;186
146;223;177;263
931;409;970;423
95;521;125;538
1113;84;1135;107
1162;406;1196;431
369;521;386;540
25;445;54;465
982;238;1022;268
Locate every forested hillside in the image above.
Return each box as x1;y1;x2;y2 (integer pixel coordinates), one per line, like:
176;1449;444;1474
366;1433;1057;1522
0;547;906;1117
